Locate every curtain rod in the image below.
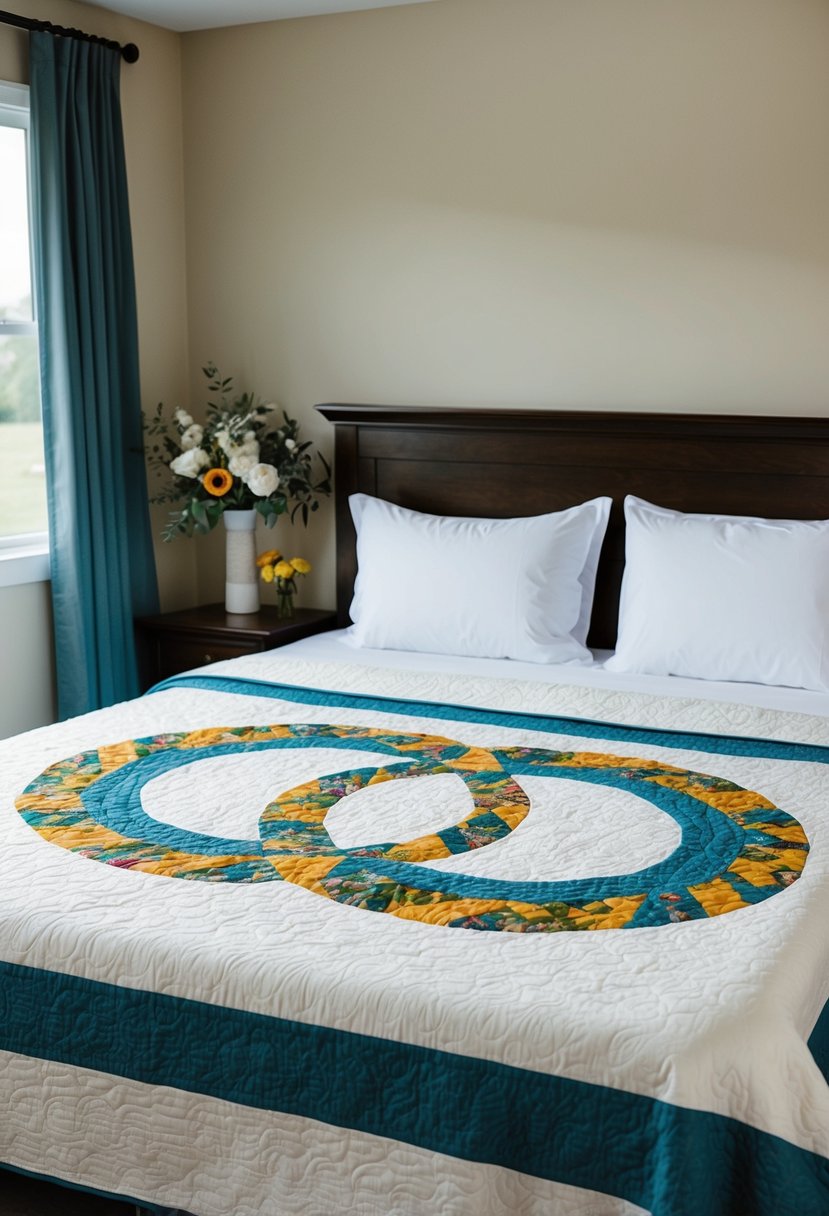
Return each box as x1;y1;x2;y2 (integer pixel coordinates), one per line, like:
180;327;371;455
0;7;139;62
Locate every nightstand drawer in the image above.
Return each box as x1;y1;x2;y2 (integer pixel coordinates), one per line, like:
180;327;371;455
156;636;258;679
135;604;338;690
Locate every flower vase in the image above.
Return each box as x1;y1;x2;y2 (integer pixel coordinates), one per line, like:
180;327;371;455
276;588;295;619
223;509;259;614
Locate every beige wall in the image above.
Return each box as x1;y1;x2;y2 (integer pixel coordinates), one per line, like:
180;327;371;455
0;582;55;736
2;0;828;730
0;0;194;737
180;0;829;608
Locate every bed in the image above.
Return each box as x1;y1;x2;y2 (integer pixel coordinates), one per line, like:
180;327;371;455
0;405;828;1216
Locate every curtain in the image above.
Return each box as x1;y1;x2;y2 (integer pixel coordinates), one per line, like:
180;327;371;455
28;31;159;719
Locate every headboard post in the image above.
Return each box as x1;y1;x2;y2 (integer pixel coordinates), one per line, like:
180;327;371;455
330;424;360;627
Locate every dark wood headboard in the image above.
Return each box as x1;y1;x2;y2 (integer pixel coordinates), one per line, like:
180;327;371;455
315;405;829;649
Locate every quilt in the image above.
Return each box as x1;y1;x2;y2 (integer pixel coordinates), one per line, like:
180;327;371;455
0;651;827;1216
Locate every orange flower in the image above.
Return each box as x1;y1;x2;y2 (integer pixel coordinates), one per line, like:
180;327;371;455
257;548;281;568
290;557;311;575
203;467;233;497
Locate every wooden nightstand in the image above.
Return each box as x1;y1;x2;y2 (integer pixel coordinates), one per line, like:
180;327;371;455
135;603;338;689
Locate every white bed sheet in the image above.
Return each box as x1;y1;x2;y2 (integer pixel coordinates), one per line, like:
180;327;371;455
276;628;829;718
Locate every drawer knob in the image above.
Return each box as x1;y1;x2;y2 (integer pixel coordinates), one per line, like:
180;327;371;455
203;653;213;664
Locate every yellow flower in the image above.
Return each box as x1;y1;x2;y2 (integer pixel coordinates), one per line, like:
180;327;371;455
203;467;233;497
257;548;281;568
274;561;295;580
260;564;275;583
290;557;311;575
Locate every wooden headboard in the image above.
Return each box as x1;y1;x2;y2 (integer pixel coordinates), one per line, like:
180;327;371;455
315;405;829;649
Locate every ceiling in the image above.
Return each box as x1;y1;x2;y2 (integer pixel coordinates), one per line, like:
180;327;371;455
83;0;439;33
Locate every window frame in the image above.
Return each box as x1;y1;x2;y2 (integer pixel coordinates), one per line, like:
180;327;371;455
0;80;49;586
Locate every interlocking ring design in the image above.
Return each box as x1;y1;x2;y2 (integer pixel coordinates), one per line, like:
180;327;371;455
16;724;808;931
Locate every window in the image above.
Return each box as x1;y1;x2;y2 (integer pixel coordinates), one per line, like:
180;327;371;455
0;81;48;584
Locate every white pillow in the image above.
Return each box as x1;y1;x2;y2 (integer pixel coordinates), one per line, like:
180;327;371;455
345;494;611;663
605;496;829;690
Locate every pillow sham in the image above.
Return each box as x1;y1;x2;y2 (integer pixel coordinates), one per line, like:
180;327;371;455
345;493;611;663
605;496;829;690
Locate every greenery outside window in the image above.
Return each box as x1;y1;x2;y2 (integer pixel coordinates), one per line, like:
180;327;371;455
0;81;48;586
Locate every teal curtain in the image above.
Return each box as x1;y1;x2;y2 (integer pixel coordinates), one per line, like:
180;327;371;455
28;31;159;719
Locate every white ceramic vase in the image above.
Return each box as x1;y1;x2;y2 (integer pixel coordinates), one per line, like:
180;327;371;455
223;509;259;614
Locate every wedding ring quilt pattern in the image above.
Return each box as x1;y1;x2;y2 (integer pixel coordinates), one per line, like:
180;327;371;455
16;723;809;931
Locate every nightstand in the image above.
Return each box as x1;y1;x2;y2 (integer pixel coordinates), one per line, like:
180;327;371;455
135;603;338;689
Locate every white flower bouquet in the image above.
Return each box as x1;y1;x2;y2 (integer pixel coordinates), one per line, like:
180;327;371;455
145;364;330;541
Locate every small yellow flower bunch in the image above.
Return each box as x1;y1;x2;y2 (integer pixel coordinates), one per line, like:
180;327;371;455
257;549;311;617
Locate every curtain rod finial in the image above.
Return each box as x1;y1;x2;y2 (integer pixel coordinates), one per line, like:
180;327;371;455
122;42;139;63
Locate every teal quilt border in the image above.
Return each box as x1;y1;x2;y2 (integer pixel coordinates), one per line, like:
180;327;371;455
809;998;829;1084
149;673;829;765
2;960;827;1216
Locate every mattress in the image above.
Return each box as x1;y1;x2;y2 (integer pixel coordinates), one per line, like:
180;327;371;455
0;647;827;1215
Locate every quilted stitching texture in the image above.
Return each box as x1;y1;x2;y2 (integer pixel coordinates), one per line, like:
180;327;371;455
0;655;827;1215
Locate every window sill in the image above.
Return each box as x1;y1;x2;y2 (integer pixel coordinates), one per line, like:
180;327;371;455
0;543;50;588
